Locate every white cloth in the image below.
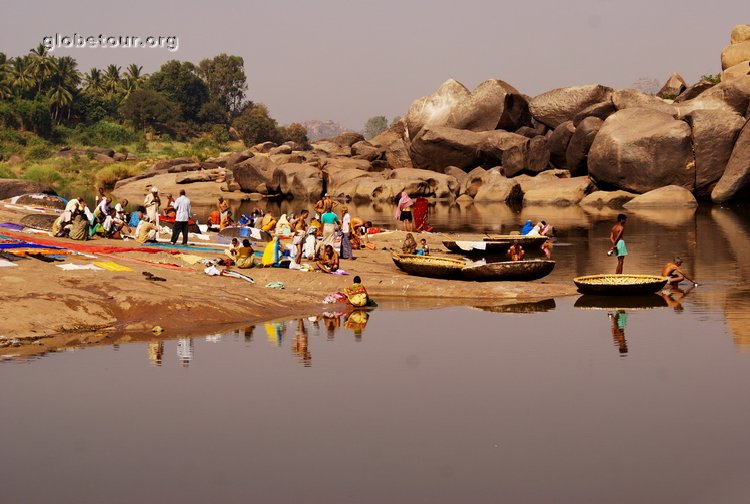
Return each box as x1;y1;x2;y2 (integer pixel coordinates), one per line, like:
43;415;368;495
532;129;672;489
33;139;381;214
456;240;486;251
173;195;191;221
342;213;351;234
56;263;104;271
64;198;80;213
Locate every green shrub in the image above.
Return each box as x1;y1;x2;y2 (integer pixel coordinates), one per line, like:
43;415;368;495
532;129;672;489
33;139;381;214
23;165;65;186
26;144;55;160
78;122;138;147
0;164;15;178
210;124;230;144
94;164;144;190
135;137;149;153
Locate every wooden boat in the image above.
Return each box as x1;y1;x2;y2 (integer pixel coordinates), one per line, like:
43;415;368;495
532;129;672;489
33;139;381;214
573;274;669;296
461;259;555;281
391;253;466;279
443;235;547;255
574;294;668;310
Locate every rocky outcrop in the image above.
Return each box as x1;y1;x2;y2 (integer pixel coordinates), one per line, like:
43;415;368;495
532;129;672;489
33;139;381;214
386;168;460;199
522;176;593;206
711;120;750;203
369;121;413;168
656;73;687;98
529;84;613;129
579;190;638;208
675;75;750;117
405;79;531;139
623;185;698;208
722;61;750;82
565;116;603;176
684;109;746;198
721;41;750;70
0;179;56;200
612;88;677;116
501;135;551;177
409;126;485;170
572;100;616;126
233;155;275;193
547;121;576;169
473;173;522;203
150;157;193;171
588;108;695;193
731;24;750;44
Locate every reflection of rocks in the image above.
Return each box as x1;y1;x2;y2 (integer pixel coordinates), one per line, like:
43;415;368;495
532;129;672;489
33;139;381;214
623;185;698;208
579;190;638;208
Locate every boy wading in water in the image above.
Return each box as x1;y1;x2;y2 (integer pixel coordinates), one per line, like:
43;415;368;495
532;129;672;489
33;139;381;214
609;213;627;274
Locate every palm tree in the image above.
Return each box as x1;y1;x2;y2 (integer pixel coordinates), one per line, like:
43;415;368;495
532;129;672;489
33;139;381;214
47;84;73;123
123;63;145;97
9;56;36;97
0;54;12;100
83;68;106;96
29;44;56;95
47;56;80;122
103;64;122;96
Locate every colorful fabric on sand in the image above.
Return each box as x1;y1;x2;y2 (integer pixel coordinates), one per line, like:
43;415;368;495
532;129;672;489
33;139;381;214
262;237;280;266
56;263;104;271
92;261;134;272
0;222;25;231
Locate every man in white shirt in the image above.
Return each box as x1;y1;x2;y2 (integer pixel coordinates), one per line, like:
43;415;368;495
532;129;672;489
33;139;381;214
171;189;191;246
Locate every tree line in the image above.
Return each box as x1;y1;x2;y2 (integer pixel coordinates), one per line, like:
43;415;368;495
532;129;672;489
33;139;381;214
0;45;308;148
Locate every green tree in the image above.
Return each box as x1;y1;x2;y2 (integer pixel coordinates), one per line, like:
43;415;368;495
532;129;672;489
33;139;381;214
122;89;180;132
9;57;36;98
47;56;81;123
29;44;55;95
231;103;282;147
363;115;388;139
103;64;123;96
123;64;146;97
146;60;209;123
83;68;106;96
197;54;247;118
280;122;309;148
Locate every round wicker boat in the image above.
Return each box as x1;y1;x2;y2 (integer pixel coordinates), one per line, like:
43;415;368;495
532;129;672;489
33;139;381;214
573;274;669;296
574;294;668;310
19;213;59;231
443;236;546;255
461;259;555;281
482;235;549;247
391;253;466;278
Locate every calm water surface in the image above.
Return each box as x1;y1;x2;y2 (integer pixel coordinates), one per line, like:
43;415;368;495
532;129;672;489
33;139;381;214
3;202;750;503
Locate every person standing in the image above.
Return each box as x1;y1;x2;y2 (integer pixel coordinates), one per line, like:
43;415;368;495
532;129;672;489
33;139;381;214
144;186;161;227
395;191;414;232
608;213;627;274
171;189;191;246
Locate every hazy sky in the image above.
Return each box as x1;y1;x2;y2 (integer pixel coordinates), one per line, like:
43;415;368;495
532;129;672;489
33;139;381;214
1;0;745;130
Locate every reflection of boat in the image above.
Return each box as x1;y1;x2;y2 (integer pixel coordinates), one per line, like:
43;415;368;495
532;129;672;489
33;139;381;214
574;294;668;310
218;226;272;242
392;254;554;281
443;235;547;255
461;259;555;281
391;253;466;279
474;298;556;313
573;274;669;295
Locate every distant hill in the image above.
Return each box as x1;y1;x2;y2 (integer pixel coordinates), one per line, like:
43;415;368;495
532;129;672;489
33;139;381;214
300;120;347;141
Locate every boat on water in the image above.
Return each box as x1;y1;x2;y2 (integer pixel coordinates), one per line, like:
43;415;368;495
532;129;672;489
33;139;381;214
391;253;555;281
573;274;669;296
443;235;548;255
461;259;555;281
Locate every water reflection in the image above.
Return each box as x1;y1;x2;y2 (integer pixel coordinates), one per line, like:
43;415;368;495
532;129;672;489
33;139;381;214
609;310;629;355
147;341;163;366
474;298;556;313
176;338;193;367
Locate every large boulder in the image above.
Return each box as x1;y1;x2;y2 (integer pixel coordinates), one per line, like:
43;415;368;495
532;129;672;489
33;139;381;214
325;168;374;198
0;179;56;200
223;151;253;167
473;173;522;203
502;135;550;177
588;108;695;193
386;168;460;199
150;157;193;172
311;140;351;157
721;41;750;70
405;78;531;139
409;126;485;170
579;190;638;208
684;109;746;199
233;155;275;193
461;167;488;197
623;185;698;208
731;24;750;44
332;131;366;147
322;157;374;172
547;121;576;169
722;61;750;82
289;173;324;201
522;176;593;206
612;89;677;116
711;121;750;203
512;169;571;194
529;84;613;129
675;75;750;117
674;81;714;103
369;121;413;168
351;141;383;161
656;73;687;98
572;100;616;126
271;163;322;195
480;130;530;167
565;116;603;176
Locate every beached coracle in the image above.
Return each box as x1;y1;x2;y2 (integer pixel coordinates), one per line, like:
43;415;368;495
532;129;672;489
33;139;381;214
392;254;555;281
573;274;669;295
461;259;555;281
443;235;548;255
391;253;466;279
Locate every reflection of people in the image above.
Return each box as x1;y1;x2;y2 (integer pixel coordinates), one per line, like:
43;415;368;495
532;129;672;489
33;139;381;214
292;319;311;367
345;310;370;340
177;338;194;367
507;241;525;261
609;311;628;355
148;341;164;366
323;313;341;340
661;257;698;287
659;285;693;311
609;213;627;274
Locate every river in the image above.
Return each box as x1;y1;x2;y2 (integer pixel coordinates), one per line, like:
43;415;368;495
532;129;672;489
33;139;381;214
2;202;750;503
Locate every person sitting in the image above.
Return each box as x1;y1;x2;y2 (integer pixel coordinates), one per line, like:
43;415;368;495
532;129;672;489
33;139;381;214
402;233;417;255
520;219;534;235
317;244;339;273
302;227;317;260
136;217;159;244
235;239;255;268
225;237;240;261
69;213;89;241
416;238;430;256
260;211;276;232
344;275;371;307
507;241;525;261
94;196;112;222
220;209;235;230
661;257;698;287
275;214;292;236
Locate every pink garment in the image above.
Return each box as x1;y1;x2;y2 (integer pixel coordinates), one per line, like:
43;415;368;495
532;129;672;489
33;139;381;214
394;191;414;220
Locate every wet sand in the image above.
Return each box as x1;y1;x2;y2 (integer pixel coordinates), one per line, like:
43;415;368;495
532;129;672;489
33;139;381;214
0;206;577;356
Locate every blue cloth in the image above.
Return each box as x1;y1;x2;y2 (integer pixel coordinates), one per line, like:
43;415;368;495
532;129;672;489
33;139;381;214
321;212;338;224
128;211;140;227
521;220;534;235
173;195;191;221
615;239;627;257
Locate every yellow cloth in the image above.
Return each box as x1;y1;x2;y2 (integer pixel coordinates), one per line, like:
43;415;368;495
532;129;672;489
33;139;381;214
92;261;134;272
175;253;204;265
261;237;278;266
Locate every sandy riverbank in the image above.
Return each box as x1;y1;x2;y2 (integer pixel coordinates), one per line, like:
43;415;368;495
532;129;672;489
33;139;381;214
0;205;578;357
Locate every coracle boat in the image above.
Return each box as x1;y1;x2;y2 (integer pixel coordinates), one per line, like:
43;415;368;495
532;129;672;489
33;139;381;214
443;235;548;255
574;294;668;310
573;274;669;296
391;253;466;279
461;259;555;281
392;254;555;281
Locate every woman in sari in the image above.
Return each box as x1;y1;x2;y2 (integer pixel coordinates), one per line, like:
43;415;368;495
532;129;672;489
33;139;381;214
236;239;255;268
394;191;414;232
